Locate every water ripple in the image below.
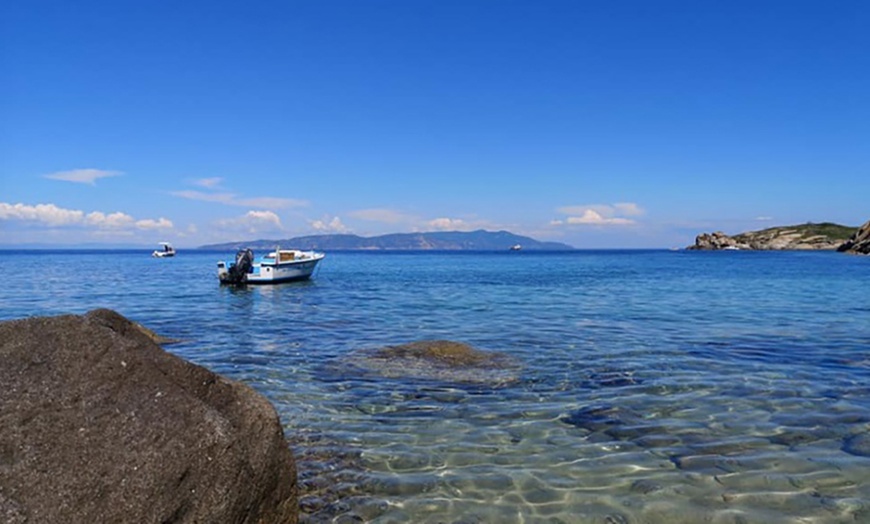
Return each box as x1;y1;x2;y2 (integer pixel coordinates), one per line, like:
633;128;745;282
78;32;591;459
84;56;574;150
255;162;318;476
2;249;869;522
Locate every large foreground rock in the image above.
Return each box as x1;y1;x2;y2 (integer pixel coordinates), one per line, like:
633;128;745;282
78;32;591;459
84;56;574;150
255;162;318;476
0;309;297;524
837;219;870;254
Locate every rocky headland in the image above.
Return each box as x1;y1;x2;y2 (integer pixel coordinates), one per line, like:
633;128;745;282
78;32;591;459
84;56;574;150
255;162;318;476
0;309;298;524
688;221;868;252
837;219;870;255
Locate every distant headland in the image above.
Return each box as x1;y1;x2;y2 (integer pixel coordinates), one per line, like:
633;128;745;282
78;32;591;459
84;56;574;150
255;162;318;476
688;220;870;254
199;230;574;251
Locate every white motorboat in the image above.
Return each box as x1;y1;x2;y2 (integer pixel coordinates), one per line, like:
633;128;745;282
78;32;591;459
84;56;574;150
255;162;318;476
217;247;324;285
152;242;176;257
510;244;522;251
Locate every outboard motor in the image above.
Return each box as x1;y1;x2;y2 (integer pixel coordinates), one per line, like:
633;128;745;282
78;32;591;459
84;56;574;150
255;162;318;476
226;248;254;284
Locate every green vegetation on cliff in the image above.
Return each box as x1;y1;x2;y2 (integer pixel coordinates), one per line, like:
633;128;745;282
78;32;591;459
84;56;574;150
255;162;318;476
690;222;860;251
733;222;856;244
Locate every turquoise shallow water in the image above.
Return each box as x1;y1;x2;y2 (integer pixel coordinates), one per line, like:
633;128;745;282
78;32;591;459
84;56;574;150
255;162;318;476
2;249;870;523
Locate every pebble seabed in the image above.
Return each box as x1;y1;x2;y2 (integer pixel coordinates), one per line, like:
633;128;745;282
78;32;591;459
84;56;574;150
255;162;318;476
278;354;870;524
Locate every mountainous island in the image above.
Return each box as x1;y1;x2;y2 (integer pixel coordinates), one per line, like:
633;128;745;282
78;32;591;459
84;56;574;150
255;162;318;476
688;221;870;254
199;230;574;251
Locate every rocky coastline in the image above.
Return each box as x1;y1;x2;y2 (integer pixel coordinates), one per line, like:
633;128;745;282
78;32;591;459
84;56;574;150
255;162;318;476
0;309;523;523
837;219;870;255
688;220;870;254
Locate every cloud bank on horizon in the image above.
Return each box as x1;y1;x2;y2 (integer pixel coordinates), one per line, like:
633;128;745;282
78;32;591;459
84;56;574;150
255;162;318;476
0;202;173;232
2;168;655;247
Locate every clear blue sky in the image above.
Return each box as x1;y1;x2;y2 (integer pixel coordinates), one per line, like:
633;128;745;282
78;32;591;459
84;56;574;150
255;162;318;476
2;0;868;248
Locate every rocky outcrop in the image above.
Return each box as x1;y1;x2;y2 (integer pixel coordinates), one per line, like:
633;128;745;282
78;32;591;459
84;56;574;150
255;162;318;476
688;231;748;251
689;222;856;251
837;220;870;254
375;340;505;366
0;309;298;524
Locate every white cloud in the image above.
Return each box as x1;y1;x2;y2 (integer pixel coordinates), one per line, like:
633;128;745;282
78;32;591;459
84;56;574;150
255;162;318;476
175;223;199;238
216;210;284;234
170;190;236;204
567;210;634;225
613;203;644;217
553;203;644;227
236;196;308;209
1;202;174;235
0;202;84;226
246;210;282;226
171;190;307;209
348;208;410;224
311;216;349;233
755;216;774;221
427;217;471;231
346;209;497;234
85;211;136;229
136;217;174;230
43;169;122;185
193;177;223;188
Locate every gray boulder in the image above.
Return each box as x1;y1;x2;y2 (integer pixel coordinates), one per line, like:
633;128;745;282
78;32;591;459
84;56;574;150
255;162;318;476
0;309;298;524
687;231;747;250
838;220;870;254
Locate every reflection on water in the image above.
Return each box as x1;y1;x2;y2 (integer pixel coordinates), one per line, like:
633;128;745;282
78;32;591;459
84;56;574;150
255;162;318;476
1;249;869;523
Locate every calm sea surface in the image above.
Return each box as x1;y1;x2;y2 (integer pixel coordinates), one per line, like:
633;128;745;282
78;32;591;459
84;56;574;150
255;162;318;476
2;249;870;523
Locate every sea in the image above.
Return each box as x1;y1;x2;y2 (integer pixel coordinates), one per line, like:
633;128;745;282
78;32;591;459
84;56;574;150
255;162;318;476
2;249;869;523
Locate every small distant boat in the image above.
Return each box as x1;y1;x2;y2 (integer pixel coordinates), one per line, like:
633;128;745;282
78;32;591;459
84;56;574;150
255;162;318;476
218;247;325;285
722;246;741;251
510;244;522;251
152;242;176;258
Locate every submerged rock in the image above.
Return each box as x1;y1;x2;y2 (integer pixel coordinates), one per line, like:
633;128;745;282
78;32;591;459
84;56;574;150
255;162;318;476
843;433;870;458
376;340;502;366
340;340;521;386
0;308;298;524
560;404;644;433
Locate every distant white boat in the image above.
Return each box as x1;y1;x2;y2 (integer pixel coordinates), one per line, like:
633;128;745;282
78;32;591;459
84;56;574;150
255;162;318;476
217;247;324;285
722;246;741;251
152;242;176;257
510;244;522;251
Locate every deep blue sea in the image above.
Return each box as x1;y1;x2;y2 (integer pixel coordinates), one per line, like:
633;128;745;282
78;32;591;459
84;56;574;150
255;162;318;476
2;249;870;523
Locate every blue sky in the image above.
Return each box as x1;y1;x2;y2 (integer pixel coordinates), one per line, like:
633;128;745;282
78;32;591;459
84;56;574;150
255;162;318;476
2;0;868;248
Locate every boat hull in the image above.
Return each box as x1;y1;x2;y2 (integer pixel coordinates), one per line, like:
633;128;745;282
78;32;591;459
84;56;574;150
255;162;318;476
243;259;321;284
153;242;175;257
218;251;324;285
